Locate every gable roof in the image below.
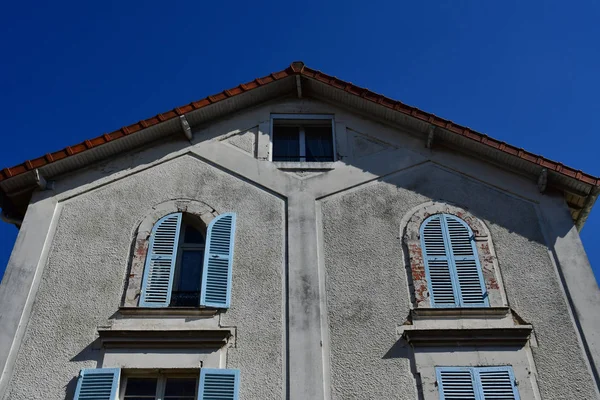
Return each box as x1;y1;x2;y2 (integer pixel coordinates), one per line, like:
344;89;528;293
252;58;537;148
1;62;598;228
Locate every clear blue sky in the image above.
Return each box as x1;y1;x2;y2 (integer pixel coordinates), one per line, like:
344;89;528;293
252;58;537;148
1;1;599;282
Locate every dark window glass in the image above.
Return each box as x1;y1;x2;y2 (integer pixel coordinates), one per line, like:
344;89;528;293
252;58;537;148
124;378;157;399
184;225;205;244
305;126;334;161
273;126;300;161
164;378;197;399
171;250;203;307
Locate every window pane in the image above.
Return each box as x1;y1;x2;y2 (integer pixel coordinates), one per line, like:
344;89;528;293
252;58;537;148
124;378;157;398
171;250;203;307
164;378;197;399
305;126;334;161
184;225;205;244
273;126;300;161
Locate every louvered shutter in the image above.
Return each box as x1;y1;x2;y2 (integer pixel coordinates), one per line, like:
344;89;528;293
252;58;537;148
437;367;477;399
475;367;520;400
201;213;236;308
73;368;120;400
444;215;488;307
139;213;182;307
421;215;457;306
198;368;240;400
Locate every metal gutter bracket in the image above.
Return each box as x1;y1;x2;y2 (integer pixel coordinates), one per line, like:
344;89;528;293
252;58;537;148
538;168;548;193
426;125;435;149
179;115;193;141
34;169;54;190
295;76;303;99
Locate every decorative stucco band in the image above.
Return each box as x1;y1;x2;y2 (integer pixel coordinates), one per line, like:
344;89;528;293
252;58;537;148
122;199;218;307
403;202;507;308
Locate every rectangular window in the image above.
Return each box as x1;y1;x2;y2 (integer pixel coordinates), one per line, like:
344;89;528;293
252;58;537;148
436;366;520;400
271;114;335;162
122;374;197;400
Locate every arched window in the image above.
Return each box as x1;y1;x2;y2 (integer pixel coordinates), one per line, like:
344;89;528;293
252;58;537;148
139;212;236;309
420;214;488;307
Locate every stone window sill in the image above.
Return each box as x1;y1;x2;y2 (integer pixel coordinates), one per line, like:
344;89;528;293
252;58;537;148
118;307;219;318
273;161;335;170
401;325;533;347
410;307;511;318
97;327;233;349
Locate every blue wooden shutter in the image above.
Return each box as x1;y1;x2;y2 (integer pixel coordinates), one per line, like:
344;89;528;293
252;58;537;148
73;368;120;400
198;368;240;400
201;213;236;308
421;215;457;306
139;213;182;307
444;215;488;307
475;367;520;400
437;367;477;399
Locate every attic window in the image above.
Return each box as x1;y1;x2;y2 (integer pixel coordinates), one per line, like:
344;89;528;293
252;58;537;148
271;114;335;162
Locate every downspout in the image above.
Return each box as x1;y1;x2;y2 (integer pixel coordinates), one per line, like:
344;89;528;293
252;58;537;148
576;186;600;231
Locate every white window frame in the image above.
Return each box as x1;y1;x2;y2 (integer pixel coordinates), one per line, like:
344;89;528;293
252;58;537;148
119;371;198;400
269;114;337;163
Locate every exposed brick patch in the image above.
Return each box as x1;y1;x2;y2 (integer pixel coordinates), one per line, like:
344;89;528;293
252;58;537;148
403;202;505;308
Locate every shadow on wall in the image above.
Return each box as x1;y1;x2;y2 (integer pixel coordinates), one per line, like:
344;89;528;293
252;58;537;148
382;338;424;400
64;376;78;400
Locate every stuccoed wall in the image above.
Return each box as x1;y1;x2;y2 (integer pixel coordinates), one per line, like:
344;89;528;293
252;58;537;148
1;98;598;400
3;154;284;400
320;162;597;399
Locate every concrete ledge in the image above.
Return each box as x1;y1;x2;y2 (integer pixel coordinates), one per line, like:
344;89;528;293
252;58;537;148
410;307;511;319
402;326;533;347
273;161;335;170
118;307;219;318
97;328;232;349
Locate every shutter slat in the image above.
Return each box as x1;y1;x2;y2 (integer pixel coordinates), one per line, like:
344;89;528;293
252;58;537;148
198;369;240;400
445;215;488;307
437;368;477;399
476;368;520;400
421;214;488;307
73;368;120;400
421;215;458;306
201;213;236;308
139;213;182;307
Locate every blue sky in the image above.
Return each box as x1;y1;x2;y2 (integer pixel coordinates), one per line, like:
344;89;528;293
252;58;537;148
1;1;599;282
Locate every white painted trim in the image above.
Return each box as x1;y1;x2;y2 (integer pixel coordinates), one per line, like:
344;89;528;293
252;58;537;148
271;113;334;120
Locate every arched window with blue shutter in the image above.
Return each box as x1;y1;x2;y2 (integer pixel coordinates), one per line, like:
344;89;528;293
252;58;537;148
420;214;488;307
139;213;183;307
139;212;236;309
201;213;237;308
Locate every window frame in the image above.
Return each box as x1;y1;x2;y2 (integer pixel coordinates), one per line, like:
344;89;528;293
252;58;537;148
119;371;199;400
269;114;337;163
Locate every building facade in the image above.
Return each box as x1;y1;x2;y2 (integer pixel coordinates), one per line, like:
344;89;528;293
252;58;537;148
0;62;599;399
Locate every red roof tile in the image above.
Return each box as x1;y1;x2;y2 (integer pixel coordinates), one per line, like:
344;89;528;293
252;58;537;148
1;62;598;188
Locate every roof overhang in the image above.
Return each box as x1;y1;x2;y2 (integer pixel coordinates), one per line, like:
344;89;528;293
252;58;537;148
1;62;597;229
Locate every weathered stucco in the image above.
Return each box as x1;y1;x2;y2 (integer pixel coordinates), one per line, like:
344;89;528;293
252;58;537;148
320;163;597;399
0;97;598;400
4;155;284;400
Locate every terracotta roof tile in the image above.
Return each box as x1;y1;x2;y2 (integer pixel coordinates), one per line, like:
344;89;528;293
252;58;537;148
1;62;598;188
